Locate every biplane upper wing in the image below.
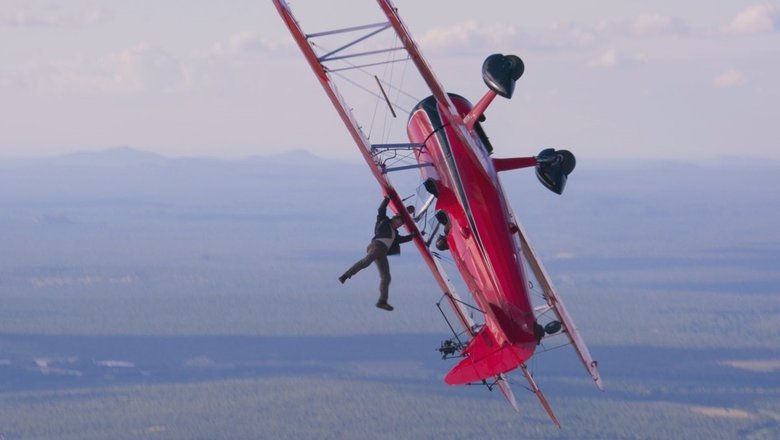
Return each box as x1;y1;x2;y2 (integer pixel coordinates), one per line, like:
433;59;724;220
273;0;524;415
273;0;389;191
272;0;467;328
516;221;604;391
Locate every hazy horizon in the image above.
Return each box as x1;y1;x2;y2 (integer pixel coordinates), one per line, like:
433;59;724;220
4;145;780;169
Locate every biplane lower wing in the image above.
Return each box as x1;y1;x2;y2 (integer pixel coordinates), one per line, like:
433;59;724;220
515;221;604;391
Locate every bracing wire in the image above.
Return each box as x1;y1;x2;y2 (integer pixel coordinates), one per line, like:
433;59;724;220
310;39;418;114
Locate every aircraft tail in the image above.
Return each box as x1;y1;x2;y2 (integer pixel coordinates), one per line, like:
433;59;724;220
445;326;529;385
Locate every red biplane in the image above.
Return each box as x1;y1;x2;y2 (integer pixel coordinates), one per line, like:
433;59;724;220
273;0;603;426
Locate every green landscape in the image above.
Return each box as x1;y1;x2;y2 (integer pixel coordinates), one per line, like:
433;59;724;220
0;150;778;439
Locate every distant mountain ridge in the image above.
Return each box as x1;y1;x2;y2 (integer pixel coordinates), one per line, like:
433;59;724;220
4;146;778;171
52;147;329;167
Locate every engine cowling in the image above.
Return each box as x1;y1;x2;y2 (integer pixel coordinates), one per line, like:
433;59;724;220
535;148;576;195
482;54;525;99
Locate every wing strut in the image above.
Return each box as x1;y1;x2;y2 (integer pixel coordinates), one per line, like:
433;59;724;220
316;23;392;62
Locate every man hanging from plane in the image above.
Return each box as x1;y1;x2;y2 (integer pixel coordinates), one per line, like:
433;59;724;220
339;195;416;311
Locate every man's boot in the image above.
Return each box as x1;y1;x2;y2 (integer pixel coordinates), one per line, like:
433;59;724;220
376;301;394;311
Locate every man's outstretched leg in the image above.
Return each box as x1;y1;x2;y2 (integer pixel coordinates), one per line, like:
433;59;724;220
339;242;381;284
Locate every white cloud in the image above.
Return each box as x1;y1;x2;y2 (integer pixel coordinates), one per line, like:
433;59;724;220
722;4;778;34
712;69;746;88
419;21;517;53
418;20;608;54
589;48;648;68
632;13;688;36
548;252;576;261
418;14;692;55
178;31;293;93
207;31;286;57
3;44;187;95
590;13;689;37
591;48;619;67
537;21;597;49
95;44;186;93
0;7;108;28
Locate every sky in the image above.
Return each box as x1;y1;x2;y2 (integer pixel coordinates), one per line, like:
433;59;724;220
0;0;778;161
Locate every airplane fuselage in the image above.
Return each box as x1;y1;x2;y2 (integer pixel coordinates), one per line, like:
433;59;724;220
407;95;538;369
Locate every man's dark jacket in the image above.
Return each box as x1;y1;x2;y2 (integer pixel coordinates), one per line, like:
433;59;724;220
372;197;414;255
